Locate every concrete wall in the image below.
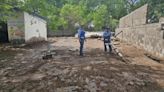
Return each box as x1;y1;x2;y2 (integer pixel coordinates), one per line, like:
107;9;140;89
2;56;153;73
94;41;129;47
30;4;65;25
24;12;47;42
116;4;164;57
119;4;148;28
7;12;47;43
7;13;25;43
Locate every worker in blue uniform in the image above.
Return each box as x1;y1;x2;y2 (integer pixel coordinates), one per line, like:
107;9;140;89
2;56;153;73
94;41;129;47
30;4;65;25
103;27;112;53
77;26;86;56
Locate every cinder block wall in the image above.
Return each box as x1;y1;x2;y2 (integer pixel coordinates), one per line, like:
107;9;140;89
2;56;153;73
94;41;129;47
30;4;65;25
116;4;164;57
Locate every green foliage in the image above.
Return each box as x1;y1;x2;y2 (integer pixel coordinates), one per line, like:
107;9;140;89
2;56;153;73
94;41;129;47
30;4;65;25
0;0;23;21
127;0;164;23
0;0;164;31
92;5;108;30
148;0;164;23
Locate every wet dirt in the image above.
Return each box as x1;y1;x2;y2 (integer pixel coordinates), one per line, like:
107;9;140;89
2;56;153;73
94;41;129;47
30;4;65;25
0;37;164;92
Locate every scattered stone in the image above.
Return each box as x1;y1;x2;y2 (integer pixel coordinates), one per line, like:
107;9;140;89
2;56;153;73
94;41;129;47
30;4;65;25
94;76;109;82
100;81;108;87
83;66;92;71
85;80;98;92
85;78;89;83
21;61;28;64
1;77;7;81
30;73;46;80
128;81;134;85
90;61;108;64
122;72;136;80
56;86;79;92
118;53;123;57
11;78;22;83
136;81;145;86
66;79;72;83
110;67;119;71
63;68;70;74
46;67;63;76
72;67;78;71
69;48;78;52
5;67;13;70
60;77;65;82
78;76;83;82
0;59;7;62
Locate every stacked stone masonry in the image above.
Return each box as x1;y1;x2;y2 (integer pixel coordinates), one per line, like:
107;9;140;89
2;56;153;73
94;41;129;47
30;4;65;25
116;4;164;57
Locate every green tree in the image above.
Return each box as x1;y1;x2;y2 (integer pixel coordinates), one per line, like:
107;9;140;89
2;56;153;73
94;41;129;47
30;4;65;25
91;5;108;31
0;0;23;21
60;4;87;30
1;0;163;32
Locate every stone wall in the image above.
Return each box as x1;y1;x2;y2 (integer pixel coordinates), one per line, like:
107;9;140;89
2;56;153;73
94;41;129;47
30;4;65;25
116;4;164;57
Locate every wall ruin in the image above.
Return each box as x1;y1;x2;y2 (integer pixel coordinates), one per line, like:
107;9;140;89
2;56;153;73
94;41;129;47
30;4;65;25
116;4;164;57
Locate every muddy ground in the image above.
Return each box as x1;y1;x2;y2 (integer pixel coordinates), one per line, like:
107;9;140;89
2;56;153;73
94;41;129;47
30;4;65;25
0;37;164;92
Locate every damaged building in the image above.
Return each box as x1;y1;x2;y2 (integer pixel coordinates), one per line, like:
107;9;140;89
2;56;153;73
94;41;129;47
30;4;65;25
0;12;47;44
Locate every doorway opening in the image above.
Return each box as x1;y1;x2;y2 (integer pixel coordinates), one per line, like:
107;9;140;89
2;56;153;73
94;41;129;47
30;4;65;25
0;22;9;43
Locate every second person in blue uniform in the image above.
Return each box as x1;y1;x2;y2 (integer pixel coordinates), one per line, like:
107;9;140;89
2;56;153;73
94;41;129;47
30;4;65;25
77;26;86;56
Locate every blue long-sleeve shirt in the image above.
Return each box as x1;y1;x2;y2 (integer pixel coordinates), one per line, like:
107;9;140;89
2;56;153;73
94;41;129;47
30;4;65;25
78;28;85;40
103;30;111;43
